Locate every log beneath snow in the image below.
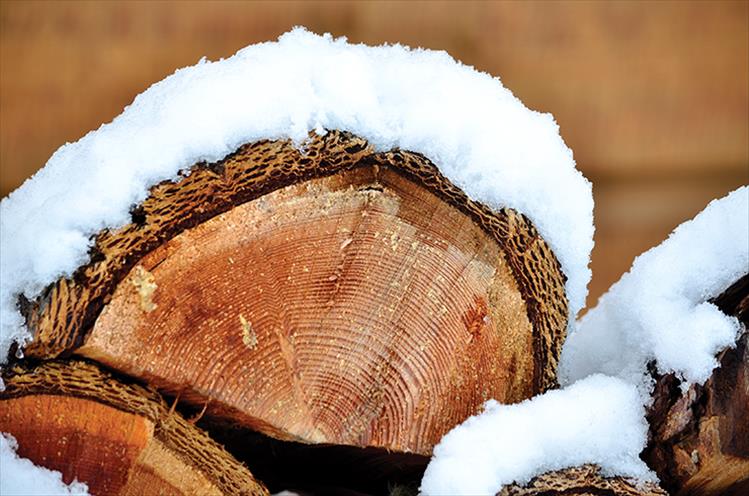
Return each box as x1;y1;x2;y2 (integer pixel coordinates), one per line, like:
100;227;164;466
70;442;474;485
502;276;747;496
644;273;749;496
497;465;667;496
20;131;569;456
0;360;267;496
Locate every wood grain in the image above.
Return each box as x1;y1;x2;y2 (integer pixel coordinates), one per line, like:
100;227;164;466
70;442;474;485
1;395;152;495
80;166;537;455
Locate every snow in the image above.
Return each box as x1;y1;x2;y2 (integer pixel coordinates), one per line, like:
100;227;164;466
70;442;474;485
0;27;593;365
560;186;749;387
422;186;747;494
0;433;90;495
420;374;653;495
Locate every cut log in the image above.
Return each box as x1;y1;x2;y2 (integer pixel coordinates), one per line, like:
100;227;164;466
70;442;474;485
0;360;267;496
644;273;749;496
496;465;667;496
20;131;568;456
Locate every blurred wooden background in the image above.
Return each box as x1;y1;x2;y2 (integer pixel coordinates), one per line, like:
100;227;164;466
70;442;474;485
1;0;747;307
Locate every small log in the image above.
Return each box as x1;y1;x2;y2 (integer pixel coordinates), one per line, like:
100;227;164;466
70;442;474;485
20;131;568;457
497;465;667;496
0;360;267;496
644;274;749;496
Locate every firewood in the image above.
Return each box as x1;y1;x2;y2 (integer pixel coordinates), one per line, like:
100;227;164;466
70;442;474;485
19;131;568;456
0;360;267;496
644;274;749;496
497;465;667;496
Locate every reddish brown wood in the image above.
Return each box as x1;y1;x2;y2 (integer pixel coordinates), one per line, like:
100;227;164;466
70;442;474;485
79;166;538;455
1;395;152;494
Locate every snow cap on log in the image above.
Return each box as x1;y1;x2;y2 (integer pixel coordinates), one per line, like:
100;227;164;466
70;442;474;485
560;186;748;387
0;27;592;364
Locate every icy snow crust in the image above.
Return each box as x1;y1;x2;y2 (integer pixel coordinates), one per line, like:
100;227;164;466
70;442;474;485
0;433;90;495
421;187;748;494
0;28;593;363
561;186;749;387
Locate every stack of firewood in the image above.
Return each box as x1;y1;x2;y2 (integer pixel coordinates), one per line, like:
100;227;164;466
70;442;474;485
1;131;745;495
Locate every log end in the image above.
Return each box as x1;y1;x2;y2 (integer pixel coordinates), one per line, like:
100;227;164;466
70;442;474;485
0;361;268;496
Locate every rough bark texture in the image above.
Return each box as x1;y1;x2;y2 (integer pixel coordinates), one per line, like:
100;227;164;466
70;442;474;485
0;360;267;496
497;465;667;496
644;273;749;496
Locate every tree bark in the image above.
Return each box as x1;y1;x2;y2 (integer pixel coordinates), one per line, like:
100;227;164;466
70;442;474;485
497;465;667;496
0;360;267;496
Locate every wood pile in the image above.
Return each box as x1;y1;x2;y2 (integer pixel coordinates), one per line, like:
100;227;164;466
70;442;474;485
2;131;745;494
